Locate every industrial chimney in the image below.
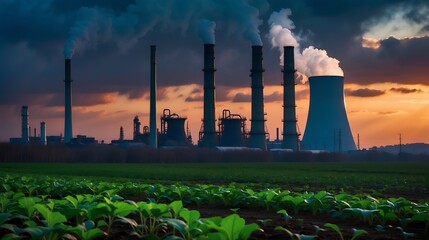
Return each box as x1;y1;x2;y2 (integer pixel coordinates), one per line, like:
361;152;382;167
301;76;356;151
64;59;73;143
282;46;300;151
21;105;29;144
248;46;267;150
200;44;217;147
150;45;158;148
40;122;46;146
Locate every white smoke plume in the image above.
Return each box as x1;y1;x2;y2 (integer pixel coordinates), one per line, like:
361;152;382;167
198;19;216;44
268;8;344;80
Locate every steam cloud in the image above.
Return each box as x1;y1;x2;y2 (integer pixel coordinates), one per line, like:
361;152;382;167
64;0;264;57
198;19;216;44
268;8;343;80
64;8;111;59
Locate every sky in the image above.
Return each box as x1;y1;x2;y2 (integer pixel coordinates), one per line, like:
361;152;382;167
0;0;428;149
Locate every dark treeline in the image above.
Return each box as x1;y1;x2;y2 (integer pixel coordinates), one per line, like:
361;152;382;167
0;143;428;163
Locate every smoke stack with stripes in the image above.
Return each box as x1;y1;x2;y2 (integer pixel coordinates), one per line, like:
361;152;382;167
200;44;217;147
248;46;267;150
282;46;300;151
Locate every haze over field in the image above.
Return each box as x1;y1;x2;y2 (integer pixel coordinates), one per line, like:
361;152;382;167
0;0;428;148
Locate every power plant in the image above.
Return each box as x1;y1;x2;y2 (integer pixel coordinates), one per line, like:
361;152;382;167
301;76;357;152
10;44;359;153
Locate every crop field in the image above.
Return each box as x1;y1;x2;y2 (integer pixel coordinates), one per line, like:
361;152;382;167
0;162;428;239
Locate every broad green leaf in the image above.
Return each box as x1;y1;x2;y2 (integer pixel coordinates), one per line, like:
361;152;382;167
323;223;344;240
112;201;137;217
221;214;245;240
34;204;67;227
351;228;368;240
163;218;187;234
412;213;429;221
170;200;183;218
0;212;11;225
238;223;260;240
180;209;201;225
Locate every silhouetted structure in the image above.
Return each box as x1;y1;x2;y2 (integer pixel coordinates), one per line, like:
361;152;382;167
302;76;356;151
219;110;247;147
282;46;300;151
248;45;267;150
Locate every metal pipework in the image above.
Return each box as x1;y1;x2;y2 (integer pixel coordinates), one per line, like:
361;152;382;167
201;44;217;147
282;46;300;151
150;45;158;148
64;59;73;143
21;105;29;144
248;45;267;150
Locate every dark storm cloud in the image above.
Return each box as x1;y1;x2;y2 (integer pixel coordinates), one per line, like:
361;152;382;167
345;88;386;97
345;36;429;85
390;87;423;94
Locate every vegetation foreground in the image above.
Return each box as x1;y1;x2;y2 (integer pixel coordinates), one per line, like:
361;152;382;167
0;162;428;239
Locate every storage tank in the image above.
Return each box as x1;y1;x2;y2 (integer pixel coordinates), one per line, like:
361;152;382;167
160;109;191;146
219;110;247;147
301;76;356;151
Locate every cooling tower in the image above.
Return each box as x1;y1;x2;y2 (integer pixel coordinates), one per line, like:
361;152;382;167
301;76;356;152
200;44;217;147
40;122;46;146
21;105;29;144
64;59;73;143
150;45;158;148
248;46;267;150
282;46;300;151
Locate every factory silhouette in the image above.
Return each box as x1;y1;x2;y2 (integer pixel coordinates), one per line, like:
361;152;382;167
10;44;356;152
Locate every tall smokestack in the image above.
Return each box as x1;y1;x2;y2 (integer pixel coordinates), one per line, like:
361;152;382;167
302;76;356;151
64;59;73;143
282;46;300;151
150;45;158;148
248;46;267;150
21;106;29;144
201;44;217;147
40;122;46;146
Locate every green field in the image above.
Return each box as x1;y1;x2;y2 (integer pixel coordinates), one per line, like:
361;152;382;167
1;162;428;199
1;162;429;239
